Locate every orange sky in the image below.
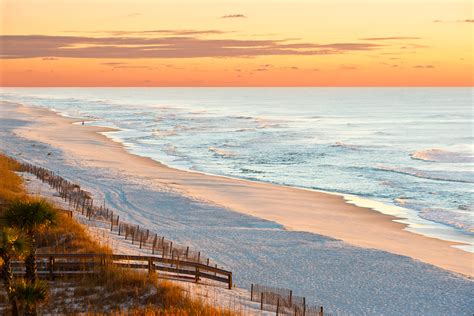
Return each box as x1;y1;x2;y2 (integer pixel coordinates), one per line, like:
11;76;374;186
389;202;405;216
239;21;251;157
0;0;472;86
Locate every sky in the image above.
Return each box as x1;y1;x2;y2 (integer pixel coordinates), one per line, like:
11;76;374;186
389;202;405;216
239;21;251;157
0;0;472;86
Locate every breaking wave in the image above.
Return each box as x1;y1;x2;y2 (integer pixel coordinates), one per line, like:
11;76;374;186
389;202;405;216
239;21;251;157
208;147;236;158
376;165;474;184
411;148;474;163
332;141;360;150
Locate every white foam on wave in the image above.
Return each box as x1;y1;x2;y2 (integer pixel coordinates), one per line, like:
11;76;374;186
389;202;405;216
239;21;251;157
376;165;474;183
411;148;474;163
153;130;178;137
332;141;360;150
208;147;236;158
341;194;474;252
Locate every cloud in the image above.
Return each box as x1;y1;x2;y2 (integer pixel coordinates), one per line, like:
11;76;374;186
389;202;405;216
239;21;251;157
63;29;229;36
100;62;127;66
221;14;247;19
340;65;357;70
126;13;141;17
42;57;58;60
359;37;421;41
113;65;153;69
413;65;435;69
433;19;473;23
0;34;383;59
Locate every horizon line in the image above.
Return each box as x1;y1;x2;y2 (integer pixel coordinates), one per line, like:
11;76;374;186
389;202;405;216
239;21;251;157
1;85;473;88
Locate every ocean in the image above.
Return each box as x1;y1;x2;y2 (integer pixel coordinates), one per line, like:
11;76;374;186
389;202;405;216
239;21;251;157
1;87;473;251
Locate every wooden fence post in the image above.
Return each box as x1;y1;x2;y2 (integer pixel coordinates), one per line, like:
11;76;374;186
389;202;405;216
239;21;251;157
277;298;280;315
251;283;254;300
303;297;306;316
289;290;293;306
148;258;153;275
49;256;54;279
195;267;200;284
261;292;264;310
319;306;323;316
152;235;157;255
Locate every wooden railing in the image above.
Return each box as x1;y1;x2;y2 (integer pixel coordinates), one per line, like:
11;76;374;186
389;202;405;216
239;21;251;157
12;253;233;289
18;160;225;273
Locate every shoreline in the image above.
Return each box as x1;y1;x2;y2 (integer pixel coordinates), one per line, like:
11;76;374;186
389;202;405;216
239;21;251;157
2;101;473;277
92;119;474;252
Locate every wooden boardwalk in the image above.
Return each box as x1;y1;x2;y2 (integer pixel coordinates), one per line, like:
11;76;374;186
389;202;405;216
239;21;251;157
12;253;233;289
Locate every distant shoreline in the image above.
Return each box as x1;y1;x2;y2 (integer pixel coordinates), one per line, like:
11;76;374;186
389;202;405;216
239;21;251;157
2;101;473;277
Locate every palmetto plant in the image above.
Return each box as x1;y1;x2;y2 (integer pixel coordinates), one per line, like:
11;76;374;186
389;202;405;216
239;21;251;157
0;227;28;316
2;199;57;283
14;279;48;316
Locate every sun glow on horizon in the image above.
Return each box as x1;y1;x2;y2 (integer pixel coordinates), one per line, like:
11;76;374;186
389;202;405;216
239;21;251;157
0;0;472;86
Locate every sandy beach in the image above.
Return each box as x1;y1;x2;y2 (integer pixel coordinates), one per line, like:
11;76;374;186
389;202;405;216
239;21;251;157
2;100;474;314
2;102;472;278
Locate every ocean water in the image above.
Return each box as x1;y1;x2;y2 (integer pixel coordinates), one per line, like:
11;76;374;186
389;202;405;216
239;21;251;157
1;87;473;250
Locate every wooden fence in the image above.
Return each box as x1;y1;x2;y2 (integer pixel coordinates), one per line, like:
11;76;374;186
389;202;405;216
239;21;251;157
15;159;340;314
250;284;333;316
11;253;233;289
19;162;217;268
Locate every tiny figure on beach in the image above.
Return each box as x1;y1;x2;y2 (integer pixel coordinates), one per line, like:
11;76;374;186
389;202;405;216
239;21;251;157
81;121;84;125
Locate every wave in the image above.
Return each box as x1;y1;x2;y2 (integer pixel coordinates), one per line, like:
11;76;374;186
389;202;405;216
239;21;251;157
233;115;254;120
235;128;256;132
419;208;474;231
376;165;474;184
240;168;264;174
208;147;236;158
411;148;474;163
153;130;178;137
392;197;474;232
331;141;360;150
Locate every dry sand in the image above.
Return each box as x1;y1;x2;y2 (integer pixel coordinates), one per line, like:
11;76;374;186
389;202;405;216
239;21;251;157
7;103;474;277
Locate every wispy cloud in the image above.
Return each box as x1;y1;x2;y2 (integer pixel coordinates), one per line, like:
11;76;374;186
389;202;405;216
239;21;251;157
433;19;473;23
340;65;357;70
359;37;421;41
413;65;435;69
63;29;229;36
221;14;247;19
100;62;127;66
42;57;58;60
0;34;383;59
